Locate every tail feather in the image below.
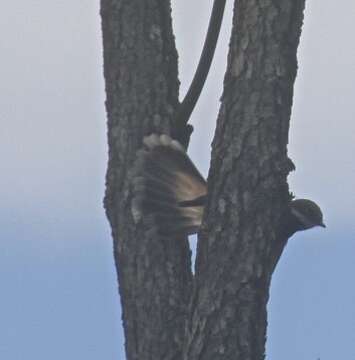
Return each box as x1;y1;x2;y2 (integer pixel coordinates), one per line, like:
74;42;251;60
131;134;207;236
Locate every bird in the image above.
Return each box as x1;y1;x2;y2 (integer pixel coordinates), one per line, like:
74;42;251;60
131;134;325;237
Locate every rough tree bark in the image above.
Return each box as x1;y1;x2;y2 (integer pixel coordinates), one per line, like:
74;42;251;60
185;1;304;359
101;0;305;359
101;1;192;359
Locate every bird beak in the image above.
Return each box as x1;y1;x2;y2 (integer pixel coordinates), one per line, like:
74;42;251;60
319;222;326;228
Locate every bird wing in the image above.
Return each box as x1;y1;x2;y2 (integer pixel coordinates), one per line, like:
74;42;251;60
131;134;207;236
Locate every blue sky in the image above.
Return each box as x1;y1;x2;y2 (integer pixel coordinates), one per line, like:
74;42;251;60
1;1;354;359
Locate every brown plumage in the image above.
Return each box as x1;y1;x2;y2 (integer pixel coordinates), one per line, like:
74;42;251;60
131;134;207;235
131;134;325;237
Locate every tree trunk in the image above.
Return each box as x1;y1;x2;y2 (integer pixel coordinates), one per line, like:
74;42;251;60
101;0;306;359
100;1;192;359
184;1;304;359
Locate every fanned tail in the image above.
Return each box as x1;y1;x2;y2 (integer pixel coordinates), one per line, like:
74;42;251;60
131;134;207;236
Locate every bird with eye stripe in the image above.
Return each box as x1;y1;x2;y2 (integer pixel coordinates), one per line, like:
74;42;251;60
131;134;326;237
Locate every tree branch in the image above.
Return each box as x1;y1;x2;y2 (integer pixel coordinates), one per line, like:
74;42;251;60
185;1;305;359
174;0;227;146
101;1;192;359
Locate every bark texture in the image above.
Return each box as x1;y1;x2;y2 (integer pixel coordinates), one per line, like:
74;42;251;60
100;1;192;359
185;1;304;359
101;0;306;359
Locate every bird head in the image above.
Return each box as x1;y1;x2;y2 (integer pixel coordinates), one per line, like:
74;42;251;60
290;199;326;230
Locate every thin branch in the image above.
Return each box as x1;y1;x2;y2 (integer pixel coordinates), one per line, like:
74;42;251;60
175;0;227;127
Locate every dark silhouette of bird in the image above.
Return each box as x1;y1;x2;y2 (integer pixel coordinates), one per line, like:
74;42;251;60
131;134;325;237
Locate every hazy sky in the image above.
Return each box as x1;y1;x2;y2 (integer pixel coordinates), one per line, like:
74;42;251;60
1;1;354;359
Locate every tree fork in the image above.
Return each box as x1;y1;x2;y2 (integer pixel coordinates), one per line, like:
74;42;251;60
101;0;306;358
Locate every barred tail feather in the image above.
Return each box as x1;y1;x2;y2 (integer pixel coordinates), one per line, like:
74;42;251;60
131;134;207;236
